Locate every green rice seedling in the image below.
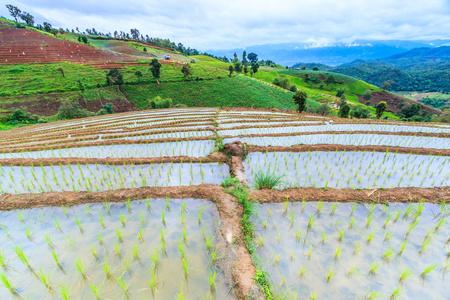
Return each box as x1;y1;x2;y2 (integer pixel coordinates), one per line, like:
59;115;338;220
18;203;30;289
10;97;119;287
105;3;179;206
209;270;217;292
326;265;334;282
120;214;127;227
182;257;191;279
138;226;144;242
382;248;394;262
126;198;132;213
394;209;401;223
307;246;312;259
25;226;33;240
148;267;159;297
338;230;344;242
75;216;83;233
295;230;302;242
419;237;432;255
43;233;55;248
331;202;337;216
161;210;165;225
85;204;91;216
116;226;123;243
37;268;53;290
390;287;404;300
354;242;361;255
273;254;281;265
1;224;10;238
368;262;379;277
206;234;215;251
146;198;152;211
183;227;188;244
398;268;414;285
317;201;324;214
76;257;88;279
367;231;375;244
105;200;110;215
348;263;358;277
99;211;105;228
91;246;98;260
165;197;170;211
366;213;374;228
114;243;121;257
397;240;407;257
97;231;104;245
310;291;317;300
420;263;439;281
384;230;393;243
116;275;128;296
289;209;295;226
0;272;18;296
150;247;160;268
0;251;8;270
14;246;31;269
103;257;112;280
307;214;315;231
321;231;327;244
59;283;70;300
299;266;306;277
90;283;101;300
334;246;341;260
365;289;384;299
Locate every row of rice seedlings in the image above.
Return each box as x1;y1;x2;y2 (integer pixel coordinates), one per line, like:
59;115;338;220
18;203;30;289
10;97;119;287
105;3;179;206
221;123;450;136
229;133;448;149
0;162;227;194
246;151;449;189
0;140;215;159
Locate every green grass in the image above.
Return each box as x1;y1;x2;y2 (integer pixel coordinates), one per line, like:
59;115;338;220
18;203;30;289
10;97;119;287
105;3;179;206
0;123;31;131
253;170;285;189
122;75;312;110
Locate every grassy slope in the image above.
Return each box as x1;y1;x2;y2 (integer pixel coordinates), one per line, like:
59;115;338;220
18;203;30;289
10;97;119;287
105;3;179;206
122;75;302;110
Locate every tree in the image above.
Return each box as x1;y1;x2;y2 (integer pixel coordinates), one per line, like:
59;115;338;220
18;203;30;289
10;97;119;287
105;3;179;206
247;52;258;63
251;62;259;75
106;67;123;86
336;88;345;98
316;103;332;115
326;74;336;85
149;96;172;109
135;71;142;82
233;61;242;73
57;98;90;119
233;53;238;63
375;101;387;119
338;99;351;118
43;22;52;33
81;36;88;44
381;80;393;90
293;91;308;113
6;4;21;22
313;67;319;71
228;65;234;77
149;58;162;83
19;12;34;26
363;90;372;100
350;104;370;119
101;103;114;114
242;51;247;65
130;28;140;40
181;64;193;79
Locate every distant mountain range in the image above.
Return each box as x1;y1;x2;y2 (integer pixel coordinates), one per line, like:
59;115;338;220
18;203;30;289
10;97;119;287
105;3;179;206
293;46;450;93
207;40;450;67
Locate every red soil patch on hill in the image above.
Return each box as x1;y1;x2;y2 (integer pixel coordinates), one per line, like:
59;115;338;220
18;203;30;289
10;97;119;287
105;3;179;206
0;27;141;65
358;91;441;115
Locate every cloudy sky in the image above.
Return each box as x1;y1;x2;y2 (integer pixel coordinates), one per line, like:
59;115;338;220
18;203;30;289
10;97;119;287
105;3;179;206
2;0;450;50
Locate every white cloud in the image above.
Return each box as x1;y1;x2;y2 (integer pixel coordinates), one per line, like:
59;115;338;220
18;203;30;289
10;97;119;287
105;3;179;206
1;0;450;50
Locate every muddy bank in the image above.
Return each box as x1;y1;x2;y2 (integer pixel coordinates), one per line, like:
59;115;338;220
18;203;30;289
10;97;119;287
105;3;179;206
249;187;450;204
247;144;450;156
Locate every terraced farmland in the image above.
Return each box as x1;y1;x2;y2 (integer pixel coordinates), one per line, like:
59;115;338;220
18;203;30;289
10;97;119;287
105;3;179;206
0;107;449;299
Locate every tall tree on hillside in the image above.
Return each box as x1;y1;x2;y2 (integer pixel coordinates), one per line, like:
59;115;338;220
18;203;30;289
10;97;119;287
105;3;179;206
293;91;308;113
233;61;242;73
130;28;140;41
381;80;393;90
43;22;52;32
247;52;258;63
375;101;387;119
326;74;336;85
233;53;238;63
149;58;162;83
242;51;247;65
6;4;21;22
19;12;34;26
251;62;259;74
228;65;234;77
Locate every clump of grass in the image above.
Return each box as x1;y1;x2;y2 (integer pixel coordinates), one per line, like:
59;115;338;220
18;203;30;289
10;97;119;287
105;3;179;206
398;268;414;285
253;170;284;189
221;176;240;187
368;262;379;277
0;273;17;296
390;287;404;300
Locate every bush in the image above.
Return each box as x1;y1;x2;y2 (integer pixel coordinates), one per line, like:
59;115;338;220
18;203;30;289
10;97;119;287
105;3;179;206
254;170;285;189
221;176;241;187
350;104;371;119
273;75;292;90
57;98;92;120
316;103;333;115
5;109;39;125
149;96;172;109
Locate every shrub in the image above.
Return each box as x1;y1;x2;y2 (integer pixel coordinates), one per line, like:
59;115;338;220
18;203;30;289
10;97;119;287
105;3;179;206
221;177;241;187
350;104;371;119
273;75;292;90
149;96;172;109
254;170;284;189
316;103;333;115
57;98;92;120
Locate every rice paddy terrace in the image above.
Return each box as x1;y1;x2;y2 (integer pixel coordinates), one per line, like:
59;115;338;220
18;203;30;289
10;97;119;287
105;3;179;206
0;107;449;299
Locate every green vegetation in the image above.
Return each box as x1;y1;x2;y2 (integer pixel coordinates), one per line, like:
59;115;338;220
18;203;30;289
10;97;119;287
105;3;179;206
253;170;285;189
122;75;307;110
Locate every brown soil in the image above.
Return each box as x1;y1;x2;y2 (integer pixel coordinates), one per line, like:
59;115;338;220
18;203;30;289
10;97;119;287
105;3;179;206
247;144;450;156
249;186;450;204
230;156;247;183
358;91;441;115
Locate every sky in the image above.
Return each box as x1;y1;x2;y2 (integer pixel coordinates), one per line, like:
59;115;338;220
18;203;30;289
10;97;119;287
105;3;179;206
2;0;450;50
